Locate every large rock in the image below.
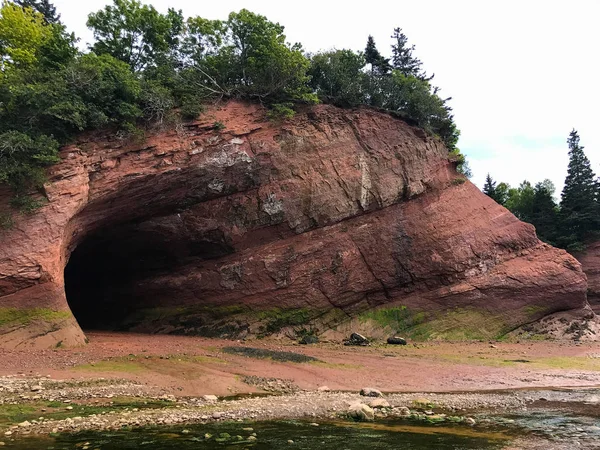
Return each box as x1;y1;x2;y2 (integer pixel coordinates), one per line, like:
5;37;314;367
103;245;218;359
387;336;407;345
574;241;600;313
344;333;369;346
369;398;390;408
0;101;589;348
360;387;383;398
348;403;375;421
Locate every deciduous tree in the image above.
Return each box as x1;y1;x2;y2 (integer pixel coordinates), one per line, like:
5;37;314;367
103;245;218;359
87;0;183;72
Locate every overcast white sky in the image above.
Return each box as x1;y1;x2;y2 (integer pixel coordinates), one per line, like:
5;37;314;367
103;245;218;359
53;0;600;195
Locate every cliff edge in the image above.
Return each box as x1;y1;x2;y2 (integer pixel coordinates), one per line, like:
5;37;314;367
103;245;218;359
0;102;588;347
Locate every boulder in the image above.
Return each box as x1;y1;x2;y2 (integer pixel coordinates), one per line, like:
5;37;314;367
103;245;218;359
360;387;383;397
348;403;374;421
395;406;411;416
344;333;369;346
369;398;390;408
387;336;407;345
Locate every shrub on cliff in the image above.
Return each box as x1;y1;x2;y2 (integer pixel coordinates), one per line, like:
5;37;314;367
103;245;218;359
176;9;317;104
308;49;367;107
0;131;59;191
0;0;465;201
308;37;460;152
0;2;145;198
87;0;184;73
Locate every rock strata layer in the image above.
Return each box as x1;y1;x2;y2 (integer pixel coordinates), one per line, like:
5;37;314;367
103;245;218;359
0;102;588;348
575;241;600;313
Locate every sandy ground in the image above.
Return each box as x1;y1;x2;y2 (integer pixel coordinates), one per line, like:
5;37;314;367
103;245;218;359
2;332;600;448
1;331;599;396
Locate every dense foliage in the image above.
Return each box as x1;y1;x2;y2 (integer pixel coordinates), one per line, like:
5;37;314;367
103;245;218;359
308;32;460;152
0;0;464;209
483;130;599;250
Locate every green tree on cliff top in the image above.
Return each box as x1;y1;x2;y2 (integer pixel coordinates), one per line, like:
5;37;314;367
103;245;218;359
365;35;390;75
558;129;600;249
15;0;59;24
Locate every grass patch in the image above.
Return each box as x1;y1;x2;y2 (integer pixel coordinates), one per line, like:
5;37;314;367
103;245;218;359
222;346;320;363
186;355;228;364
73;359;145;373
0;212;13;230
0;404;37;426
310;361;363;370
0;397;175;429
407;308;512;341
0;308;71;328
431;354;519;368
358;306;426;334
357;306;514;341
412;398;437;409
256;308;312;336
74;354;229;375
523;305;548;317
530;356;600;371
451;177;467;185
358;306;516;341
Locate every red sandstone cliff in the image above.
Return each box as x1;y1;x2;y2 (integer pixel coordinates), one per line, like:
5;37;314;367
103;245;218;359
0;102;589;348
575;242;600;313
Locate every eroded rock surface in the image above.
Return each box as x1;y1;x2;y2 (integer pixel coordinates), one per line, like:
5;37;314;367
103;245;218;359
0;102;589;347
575;241;600;313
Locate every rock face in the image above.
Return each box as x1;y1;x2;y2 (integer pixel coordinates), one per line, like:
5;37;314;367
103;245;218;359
574;241;600;313
0;101;589;348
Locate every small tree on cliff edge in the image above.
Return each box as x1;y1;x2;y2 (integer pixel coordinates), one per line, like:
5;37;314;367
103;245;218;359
483;173;497;198
364;35;390;75
391;27;426;78
482;173;508;205
559;129;600;249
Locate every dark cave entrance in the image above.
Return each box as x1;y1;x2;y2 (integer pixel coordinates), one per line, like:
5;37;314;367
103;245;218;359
64;222;233;331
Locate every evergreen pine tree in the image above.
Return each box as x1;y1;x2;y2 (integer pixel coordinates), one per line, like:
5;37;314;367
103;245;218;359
15;0;60;24
482;174;509;204
482;173;497;199
390;27;425;78
559;129;600;249
364;35;390;75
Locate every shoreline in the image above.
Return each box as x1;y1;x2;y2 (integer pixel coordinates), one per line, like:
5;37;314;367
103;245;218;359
2;332;600;448
1;377;599;449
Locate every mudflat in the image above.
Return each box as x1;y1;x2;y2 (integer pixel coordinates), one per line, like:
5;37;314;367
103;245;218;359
1;332;599;395
1;333;600;449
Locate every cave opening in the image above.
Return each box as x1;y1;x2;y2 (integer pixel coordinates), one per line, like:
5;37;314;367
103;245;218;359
64;222;233;331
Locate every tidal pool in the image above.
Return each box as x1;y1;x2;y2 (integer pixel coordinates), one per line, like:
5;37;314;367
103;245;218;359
8;419;511;449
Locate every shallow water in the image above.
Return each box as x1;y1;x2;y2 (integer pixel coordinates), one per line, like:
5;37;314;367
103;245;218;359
495;409;600;444
9;419;509;449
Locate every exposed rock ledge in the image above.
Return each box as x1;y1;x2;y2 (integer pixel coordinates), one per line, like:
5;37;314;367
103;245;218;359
0;101;589;348
575;241;600;314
